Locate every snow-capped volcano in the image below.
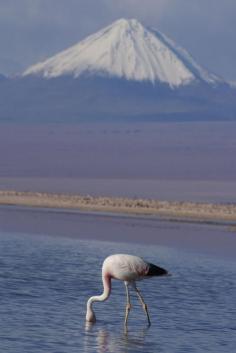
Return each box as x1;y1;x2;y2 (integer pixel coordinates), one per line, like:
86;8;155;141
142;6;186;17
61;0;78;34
23;19;221;87
1;18;232;123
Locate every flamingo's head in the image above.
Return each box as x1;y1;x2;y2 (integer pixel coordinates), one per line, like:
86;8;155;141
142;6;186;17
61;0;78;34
86;305;96;323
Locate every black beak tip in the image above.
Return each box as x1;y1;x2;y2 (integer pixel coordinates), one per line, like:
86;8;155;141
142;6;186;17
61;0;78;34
147;263;170;277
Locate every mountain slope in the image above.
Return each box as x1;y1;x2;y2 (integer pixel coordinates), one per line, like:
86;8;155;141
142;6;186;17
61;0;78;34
0;19;234;122
23;19;221;88
0;74;234;123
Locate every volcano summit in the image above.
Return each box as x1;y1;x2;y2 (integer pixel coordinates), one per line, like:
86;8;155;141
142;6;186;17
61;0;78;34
23;19;221;88
0;19;234;122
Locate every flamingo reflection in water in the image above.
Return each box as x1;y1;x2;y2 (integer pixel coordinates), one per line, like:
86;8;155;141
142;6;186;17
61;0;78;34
84;322;151;353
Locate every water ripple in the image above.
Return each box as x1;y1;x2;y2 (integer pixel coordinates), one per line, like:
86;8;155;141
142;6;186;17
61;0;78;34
0;231;235;353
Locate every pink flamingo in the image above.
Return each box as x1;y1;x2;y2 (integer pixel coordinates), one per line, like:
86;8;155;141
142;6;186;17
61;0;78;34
86;254;169;325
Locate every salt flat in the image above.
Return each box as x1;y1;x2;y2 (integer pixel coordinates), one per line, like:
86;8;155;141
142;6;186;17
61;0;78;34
0;121;236;202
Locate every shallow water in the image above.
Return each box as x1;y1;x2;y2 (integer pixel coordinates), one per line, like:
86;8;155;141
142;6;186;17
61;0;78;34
0;231;236;353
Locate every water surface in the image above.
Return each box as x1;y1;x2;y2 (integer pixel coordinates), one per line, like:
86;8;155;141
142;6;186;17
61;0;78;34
0;231;235;353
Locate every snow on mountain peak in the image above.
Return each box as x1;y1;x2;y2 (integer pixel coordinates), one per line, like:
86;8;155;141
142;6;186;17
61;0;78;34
23;18;221;87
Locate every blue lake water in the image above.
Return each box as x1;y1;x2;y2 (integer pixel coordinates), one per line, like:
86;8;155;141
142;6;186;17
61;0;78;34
0;231;236;353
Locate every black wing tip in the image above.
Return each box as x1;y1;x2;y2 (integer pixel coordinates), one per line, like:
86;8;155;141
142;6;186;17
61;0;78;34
146;263;169;277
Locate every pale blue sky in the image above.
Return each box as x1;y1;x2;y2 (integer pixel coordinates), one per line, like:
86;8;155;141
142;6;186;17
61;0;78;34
0;0;235;81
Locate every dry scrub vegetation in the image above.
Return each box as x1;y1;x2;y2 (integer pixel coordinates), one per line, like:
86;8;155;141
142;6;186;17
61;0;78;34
0;190;236;222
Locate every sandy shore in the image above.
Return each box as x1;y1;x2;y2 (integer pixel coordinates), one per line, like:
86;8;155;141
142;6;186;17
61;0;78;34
1;190;236;222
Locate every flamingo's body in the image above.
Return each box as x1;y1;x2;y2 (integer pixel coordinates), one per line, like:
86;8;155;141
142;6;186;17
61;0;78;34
86;254;169;325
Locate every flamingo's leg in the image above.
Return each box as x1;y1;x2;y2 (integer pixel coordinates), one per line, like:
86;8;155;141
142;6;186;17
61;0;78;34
124;281;131;326
133;284;151;325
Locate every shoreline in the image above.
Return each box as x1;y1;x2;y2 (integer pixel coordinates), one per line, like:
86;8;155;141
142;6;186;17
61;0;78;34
1;203;236;260
1;190;236;223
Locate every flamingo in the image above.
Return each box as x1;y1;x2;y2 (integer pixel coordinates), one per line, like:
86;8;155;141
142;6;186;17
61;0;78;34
86;254;169;325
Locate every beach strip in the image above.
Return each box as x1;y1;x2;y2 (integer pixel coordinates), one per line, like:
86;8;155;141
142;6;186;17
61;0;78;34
0;190;236;222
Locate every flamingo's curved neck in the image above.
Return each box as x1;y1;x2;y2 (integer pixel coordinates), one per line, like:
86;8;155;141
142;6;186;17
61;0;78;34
89;273;111;304
86;273;111;322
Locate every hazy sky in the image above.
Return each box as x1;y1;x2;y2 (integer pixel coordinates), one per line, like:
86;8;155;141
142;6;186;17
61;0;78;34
0;0;235;80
